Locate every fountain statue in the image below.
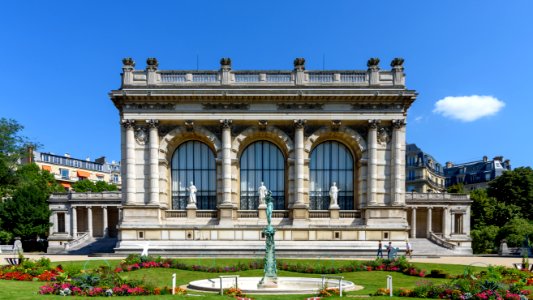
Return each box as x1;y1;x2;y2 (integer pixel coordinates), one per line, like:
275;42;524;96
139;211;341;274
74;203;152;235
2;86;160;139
258;191;278;288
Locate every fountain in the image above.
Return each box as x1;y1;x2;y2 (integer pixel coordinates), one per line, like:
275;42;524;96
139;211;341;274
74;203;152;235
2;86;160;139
187;190;362;295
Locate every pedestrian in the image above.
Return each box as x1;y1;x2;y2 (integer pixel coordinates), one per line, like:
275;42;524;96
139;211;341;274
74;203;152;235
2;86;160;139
386;241;392;259
405;240;413;259
377;240;383;258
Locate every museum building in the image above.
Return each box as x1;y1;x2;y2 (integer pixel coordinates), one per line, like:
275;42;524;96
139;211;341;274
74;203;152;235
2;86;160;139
47;57;472;255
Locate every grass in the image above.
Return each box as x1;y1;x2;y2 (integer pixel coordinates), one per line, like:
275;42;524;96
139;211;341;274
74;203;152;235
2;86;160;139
2;258;524;300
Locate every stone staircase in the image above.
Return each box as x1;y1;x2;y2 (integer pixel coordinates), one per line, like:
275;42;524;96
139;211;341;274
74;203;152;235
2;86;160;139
68;238;117;255
408;238;459;256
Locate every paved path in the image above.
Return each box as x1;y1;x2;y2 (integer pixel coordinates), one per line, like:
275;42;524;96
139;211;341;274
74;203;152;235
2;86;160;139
1;254;522;268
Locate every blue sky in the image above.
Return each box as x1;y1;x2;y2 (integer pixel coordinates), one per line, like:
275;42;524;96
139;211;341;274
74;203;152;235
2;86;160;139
1;1;531;167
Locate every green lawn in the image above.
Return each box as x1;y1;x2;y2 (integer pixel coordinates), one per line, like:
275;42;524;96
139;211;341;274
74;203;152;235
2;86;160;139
0;258;518;300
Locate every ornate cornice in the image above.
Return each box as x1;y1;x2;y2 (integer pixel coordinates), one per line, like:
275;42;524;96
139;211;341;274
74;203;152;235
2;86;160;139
202;103;249;110
278;103;323;110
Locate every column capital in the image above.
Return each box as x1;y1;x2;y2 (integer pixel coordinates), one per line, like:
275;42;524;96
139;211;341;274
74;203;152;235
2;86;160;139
220;119;232;129
368;119;381;129
121;119;136;128
146;119;159;128
392;119;406;129
294;119;307;129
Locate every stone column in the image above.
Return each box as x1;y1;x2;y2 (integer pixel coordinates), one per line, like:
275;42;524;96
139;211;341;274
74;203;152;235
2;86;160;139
464;207;471;235
294;119;306;206
367;120;380;206
451;212;455;235
65;211;71;235
87;207;93;237
102;206;108;238
122;120;136;205
427;207;433;236
147;119;159;206
410;207;417;238
221;119;232;205
50;212;57;234
442;207;449;237
71;206;78;238
391;120;406;205
218;119;234;224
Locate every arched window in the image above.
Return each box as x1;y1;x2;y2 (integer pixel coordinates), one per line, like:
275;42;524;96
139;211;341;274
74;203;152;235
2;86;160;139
171;141;216;209
309;141;354;210
240;141;285;210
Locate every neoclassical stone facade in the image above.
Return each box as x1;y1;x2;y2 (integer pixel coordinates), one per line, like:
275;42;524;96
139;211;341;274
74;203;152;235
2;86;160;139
47;57;471;255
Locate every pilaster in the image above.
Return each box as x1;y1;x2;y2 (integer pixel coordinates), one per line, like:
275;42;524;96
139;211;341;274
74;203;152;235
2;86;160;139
292;119;309;223
219;119;236;225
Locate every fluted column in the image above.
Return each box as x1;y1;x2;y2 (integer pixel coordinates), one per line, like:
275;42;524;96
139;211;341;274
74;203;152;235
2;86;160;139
294;120;306;206
102;206;108;238
427;207;433;236
147;119;159;206
442;207;449;237
221;119;232;205
367;120;380;206
87;207;93;237
391;120;406;205
122;120;136;205
411;207;417;238
71;206;77;237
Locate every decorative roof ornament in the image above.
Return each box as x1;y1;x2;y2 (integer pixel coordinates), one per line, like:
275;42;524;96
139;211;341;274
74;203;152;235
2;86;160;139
391;57;404;68
146;57;159;70
220;57;232;69
293;58;306;71
122;57;135;67
367;58;380;69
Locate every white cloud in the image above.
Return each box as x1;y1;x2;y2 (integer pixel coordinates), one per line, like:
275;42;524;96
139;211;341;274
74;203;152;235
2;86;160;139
433;95;505;122
414;116;423;122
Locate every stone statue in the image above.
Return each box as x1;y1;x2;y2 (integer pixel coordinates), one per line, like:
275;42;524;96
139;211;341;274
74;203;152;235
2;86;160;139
258;182;267;205
187;181;197;204
13;238;23;255
329;182;339;207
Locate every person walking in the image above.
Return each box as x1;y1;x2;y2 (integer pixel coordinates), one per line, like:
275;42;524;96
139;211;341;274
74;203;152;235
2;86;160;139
386;241;393;259
405;240;413;259
376;240;383;258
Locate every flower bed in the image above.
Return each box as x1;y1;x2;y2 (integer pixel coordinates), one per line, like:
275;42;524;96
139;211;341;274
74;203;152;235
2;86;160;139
0;257;63;281
39;282;176;296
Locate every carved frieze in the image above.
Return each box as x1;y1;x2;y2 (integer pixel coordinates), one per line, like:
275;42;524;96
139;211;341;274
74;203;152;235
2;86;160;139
278;103;323;110
202;103;249;110
377;127;390;145
124;103;175;110
135;127;148;144
351;104;404;111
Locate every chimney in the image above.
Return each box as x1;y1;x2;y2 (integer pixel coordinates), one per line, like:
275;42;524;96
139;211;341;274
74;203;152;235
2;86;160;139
95;156;106;164
493;156;503;162
483;156;488;162
86;156;91;162
65;153;71;158
445;161;453;168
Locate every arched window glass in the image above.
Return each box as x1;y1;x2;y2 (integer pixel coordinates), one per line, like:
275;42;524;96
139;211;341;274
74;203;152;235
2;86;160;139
171;141;216;209
240;141;285;210
309;141;354;210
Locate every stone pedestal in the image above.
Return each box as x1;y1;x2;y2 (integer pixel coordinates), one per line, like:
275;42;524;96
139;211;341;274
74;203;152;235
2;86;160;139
121;206;161;224
186;204;197;219
365;207;408;228
329;206;340;219
291;204;309;226
218;203;236;226
258;205;267;220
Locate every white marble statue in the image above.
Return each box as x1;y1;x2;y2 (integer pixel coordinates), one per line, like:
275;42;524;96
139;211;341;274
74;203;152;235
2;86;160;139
187;181;197;204
329;182;339;207
258;181;267;205
139;242;150;256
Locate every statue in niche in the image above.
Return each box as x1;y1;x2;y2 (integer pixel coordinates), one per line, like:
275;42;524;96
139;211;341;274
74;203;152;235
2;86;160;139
329;182;339;207
187;181;197;204
258;182;268;206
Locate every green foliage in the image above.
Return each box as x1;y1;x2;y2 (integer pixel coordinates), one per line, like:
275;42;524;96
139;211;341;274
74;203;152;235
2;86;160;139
470;189;521;228
0;164;63;241
488;167;533;220
72;179;118;192
470;225;499;254
447;183;465;193
495;218;533;247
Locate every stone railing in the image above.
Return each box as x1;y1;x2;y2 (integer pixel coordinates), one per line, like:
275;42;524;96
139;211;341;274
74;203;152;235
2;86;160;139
121;58;406;88
339;210;362;218
196;210;218;218
429;232;456;250
165;210;186;218
309;210;330;218
405;192;470;203
238;210;258;218
272;210;289;218
65;232;90;250
49;192;122;202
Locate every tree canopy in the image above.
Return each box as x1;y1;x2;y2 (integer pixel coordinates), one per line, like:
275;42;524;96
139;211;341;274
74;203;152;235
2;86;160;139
72;179;118;192
487;167;533;220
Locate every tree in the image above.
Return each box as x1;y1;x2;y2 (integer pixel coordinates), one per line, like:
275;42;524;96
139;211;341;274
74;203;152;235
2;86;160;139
488;167;533;220
72;179;118;192
495;218;533;247
470;225;499;254
447;183;465;193
470;189;521;228
0;164;63;241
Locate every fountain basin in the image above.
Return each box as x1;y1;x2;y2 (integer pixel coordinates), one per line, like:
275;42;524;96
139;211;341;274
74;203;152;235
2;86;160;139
187;276;362;294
